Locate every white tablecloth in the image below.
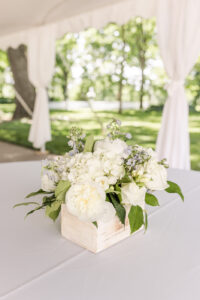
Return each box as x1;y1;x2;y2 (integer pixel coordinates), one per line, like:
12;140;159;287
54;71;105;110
0;161;200;300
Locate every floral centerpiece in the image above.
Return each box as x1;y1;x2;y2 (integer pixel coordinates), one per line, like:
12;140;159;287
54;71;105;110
15;120;184;251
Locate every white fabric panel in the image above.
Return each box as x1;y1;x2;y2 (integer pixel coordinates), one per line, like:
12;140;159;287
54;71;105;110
27;25;56;149
0;0;156;50
0;161;200;299
156;0;200;169
0;30;28;51
55;0;157;38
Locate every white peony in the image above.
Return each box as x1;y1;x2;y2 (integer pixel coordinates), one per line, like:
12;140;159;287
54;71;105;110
94;137;128;158
121;181;146;209
145;159;169;191
66;182;107;222
41;172;58;192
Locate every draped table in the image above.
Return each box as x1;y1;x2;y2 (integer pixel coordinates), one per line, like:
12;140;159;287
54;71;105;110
0;161;200;300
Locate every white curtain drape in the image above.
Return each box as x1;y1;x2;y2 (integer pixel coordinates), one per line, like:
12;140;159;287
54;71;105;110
156;0;200;169
27;25;56;149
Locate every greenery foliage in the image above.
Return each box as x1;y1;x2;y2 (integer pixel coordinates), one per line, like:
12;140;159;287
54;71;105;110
49;18;168;109
0;50;14;100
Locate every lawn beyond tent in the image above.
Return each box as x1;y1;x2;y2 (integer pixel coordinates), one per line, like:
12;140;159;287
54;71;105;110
0;106;199;170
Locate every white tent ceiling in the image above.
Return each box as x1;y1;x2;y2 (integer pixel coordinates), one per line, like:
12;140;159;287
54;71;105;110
0;0;156;49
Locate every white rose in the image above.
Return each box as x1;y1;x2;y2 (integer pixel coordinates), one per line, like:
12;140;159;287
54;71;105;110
95;176;109;191
41;173;57;192
145;159;169;191
65;182;106;222
94;138;128;158
121;181;146;209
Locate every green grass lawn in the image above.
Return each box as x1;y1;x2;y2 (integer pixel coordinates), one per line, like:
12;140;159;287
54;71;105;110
0;105;199;170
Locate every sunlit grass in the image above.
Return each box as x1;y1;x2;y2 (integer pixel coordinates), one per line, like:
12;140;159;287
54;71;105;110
0;103;15;113
0;108;199;170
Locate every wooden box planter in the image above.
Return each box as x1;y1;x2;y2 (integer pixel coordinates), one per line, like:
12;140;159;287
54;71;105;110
61;204;142;253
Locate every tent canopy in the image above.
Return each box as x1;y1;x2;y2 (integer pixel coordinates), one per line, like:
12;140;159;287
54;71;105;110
0;0;156;49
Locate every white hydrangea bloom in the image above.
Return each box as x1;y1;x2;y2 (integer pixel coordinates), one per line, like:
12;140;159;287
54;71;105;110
94;150;125;185
64;150;125;190
94;137;128;158
86;156;105;178
66;182;108;222
67;152;95;184
121;181;146;209
41;171;59;192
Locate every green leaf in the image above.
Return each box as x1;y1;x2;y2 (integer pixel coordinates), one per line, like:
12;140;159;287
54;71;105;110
106;195;110;202
42;195;56;205
26;189;53;198
13;201;39;208
121;174;132;183
84;135;94;152
93;221;98;228
165;181;184;201
128;205;144;234
109;194;126;225
106;189;120;195
25;205;44;218
115;184;122;203
45;201;62;221
144;211;148;231
145;193;159;206
55;180;70;202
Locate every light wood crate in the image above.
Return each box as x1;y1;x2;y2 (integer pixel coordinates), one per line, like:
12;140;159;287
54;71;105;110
61;204;142;253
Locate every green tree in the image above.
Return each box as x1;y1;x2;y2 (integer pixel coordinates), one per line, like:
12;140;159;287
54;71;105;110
81;19;165;112
103;23;128;113
186;56;200;109
49;33;77;102
48;17;167;110
0;50;14;101
82;24;129;112
77;28;107;101
125;17;158;109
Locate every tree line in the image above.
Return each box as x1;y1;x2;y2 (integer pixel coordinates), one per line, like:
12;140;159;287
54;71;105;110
0;17;200;119
49;17;168;111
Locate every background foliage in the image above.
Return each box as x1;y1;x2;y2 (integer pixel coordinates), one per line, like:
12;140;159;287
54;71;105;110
0;17;199;110
0;17;199;170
